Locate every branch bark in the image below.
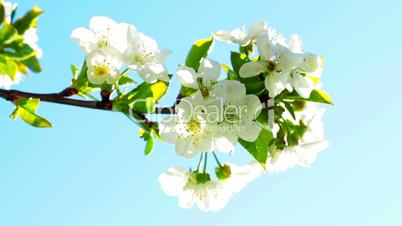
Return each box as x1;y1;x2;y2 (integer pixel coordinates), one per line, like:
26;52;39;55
0;88;174;114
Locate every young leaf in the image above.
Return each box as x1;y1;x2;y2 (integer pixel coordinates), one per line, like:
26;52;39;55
10;98;52;128
0;55;18;80
21;55;41;73
309;89;334;105
114;81;168;114
239;129;274;168
12;6;43;34
139;128;155;155
284;89;334;105
3;42;36;61
0;23;19;45
185;37;213;71
230;51;249;75
118;74;135;86
0;3;5;25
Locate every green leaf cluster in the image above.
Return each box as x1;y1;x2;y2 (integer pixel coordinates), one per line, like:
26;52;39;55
0;3;43;80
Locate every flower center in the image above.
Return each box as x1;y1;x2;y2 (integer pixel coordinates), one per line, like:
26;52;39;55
94;65;110;76
187;119;201;134
133;53;146;65
97;38;109;48
266;60;276;71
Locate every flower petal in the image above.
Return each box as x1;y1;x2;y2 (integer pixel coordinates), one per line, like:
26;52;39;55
265;72;288;98
198;58;221;82
239;61;266;78
70;27;97;53
292;72;314;98
89;16;117;32
176;66;199;89
159;166;188;196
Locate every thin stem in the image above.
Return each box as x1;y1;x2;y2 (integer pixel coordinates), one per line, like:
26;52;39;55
121;68;129;75
196;153;204;172
212;151;222;168
203;152;208;174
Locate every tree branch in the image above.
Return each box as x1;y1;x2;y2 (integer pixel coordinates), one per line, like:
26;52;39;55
0;88;174;114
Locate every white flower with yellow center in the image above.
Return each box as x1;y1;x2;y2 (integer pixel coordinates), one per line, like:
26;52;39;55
123;26;171;83
177;58;221;97
240;35;323;98
86;47;123;85
266;104;329;173
159;93;214;158
71;16;129;54
208;80;262;153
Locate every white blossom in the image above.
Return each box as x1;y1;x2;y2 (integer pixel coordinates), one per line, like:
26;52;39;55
239;31;323;98
213;21;271;46
209;80;262;153
123;26;171;83
71;16;129;54
176;58;221;96
159;162;263;212
85;47;123;85
159;93;214;158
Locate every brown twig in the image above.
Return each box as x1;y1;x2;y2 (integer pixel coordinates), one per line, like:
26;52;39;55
0;88;174;114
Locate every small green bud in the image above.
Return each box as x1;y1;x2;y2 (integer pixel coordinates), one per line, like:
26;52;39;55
215;164;232;180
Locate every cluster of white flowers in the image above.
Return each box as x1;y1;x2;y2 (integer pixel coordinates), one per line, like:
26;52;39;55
157;21;329;212
215;21;323;98
159;63;262;157
0;1;43;89
71;16;171;85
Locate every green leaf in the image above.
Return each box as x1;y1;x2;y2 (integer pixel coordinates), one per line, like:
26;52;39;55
139;129;155;155
230;51;249;75
10;98;52;128
114;80;168;114
0;3;5;25
71;62;94;96
239;129;274;168
12;6;43;34
21;55;41;73
179;86;197;97
285;89;333;105
309;89;334;105
0;23;19;45
0;55;18;80
185;37;213;71
3;42;36;60
283;102;296;120
118;74;135;86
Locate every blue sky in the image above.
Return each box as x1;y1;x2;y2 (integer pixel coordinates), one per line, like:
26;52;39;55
1;0;402;225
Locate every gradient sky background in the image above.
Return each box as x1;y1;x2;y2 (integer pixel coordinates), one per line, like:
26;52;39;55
1;0;402;225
